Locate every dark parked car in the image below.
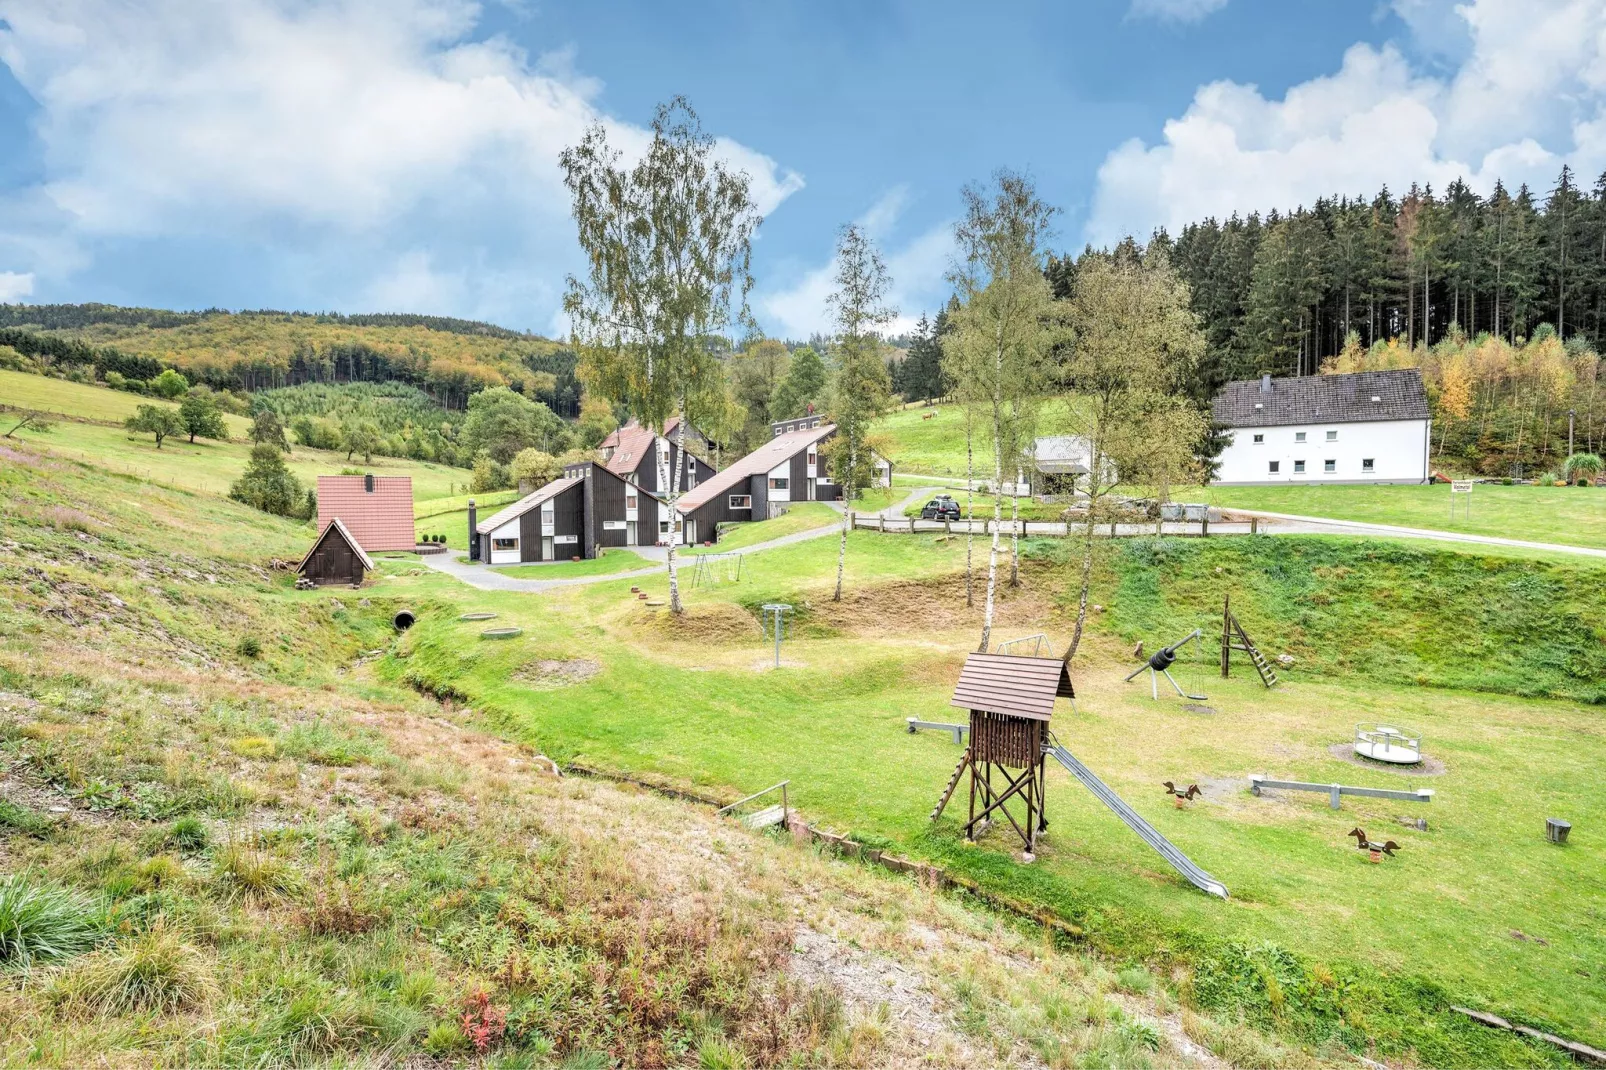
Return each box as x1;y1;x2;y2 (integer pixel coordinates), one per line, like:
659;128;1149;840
920;496;962;521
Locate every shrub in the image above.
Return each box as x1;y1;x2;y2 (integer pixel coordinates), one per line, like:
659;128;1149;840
0;873;102;969
149;368;190;399
236;636;261;659
52;923;213;1013
1562;452;1603;483
228;443;306;518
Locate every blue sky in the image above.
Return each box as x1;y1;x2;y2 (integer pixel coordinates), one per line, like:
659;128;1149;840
1;0;1603;338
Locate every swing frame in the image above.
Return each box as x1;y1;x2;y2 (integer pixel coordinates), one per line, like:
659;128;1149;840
1124;628;1209;701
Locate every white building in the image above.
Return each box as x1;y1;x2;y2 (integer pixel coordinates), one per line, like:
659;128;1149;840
1210;370;1431;485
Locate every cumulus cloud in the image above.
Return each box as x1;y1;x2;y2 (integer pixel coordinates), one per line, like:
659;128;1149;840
0;271;34;301
1085;0;1606;247
0;0;802;327
756;188;953;340
1128;0;1228;24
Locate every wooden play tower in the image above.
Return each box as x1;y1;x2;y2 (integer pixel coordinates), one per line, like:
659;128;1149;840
930;653;1075;857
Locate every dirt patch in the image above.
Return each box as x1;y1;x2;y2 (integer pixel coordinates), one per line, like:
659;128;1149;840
640;602;762;644
806;568;1053;636
1328;742;1447;776
513;658;602;689
788;927;971;1054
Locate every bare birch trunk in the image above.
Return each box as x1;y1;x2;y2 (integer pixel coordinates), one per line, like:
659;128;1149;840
1064;494;1097;666
980;357;1003;654
666;402;687;614
1008;468;1020;588
964;418;974;608
834;443;852;601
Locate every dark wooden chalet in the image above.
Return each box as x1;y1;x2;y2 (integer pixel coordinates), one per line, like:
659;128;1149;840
598;418;718;497
673;422;840;543
931;653;1075;856
297;518;376;587
473;476;586;564
562;460;676;553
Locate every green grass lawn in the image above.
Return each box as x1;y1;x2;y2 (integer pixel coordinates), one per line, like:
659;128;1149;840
9;414;468;501
873;404;992;476
2;367;251;435
691;502;841;553
495;549;655;579
376;529;1606;1055
1205;481;1606;551
413;488;519;520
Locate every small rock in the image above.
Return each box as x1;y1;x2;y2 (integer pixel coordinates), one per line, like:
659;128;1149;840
1277;653;1295;665
103;593;125;608
205;573;217;584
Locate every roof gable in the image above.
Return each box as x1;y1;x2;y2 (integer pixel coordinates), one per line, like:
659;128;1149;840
676;423;835;512
316;476;415;552
949;653;1075;721
475;475;583;534
1211;369;1429;428
298;517;376;574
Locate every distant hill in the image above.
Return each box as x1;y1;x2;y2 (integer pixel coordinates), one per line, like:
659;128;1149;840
0;303;580;413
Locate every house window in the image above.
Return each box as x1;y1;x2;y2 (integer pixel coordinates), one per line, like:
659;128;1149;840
1252;433;1264;444
729;494;752;509
807;448;817;465
1362;458;1375;472
769;477;789;490
1326;430;1338;441
1268;461;1280;474
1293;460;1306;473
659;520;670;534
1294;431;1306;443
625;492;637;509
1324;459;1336;473
492;537;517;551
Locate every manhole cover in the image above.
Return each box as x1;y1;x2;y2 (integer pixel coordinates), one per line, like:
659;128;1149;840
459;612;497;621
480;627;522;640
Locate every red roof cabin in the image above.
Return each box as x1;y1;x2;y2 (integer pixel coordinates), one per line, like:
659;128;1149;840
316;475;416;553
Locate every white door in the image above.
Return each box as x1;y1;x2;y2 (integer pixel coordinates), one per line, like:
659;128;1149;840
626;520;636;544
686;519;697;545
542;536;553;559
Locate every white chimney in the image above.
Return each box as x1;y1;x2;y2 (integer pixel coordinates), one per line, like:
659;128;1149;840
1260;374;1273;393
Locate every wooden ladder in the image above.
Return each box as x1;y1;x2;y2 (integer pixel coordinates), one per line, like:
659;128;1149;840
930;747;972;821
1222;596;1278;688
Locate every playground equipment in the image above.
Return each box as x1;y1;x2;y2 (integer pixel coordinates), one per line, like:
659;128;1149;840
1221;596;1278;687
907;717;969;744
761;603;792;668
994;633;1048;657
1125;628;1209;701
1163;781;1201;808
1348;827;1401;862
718;780;790;831
1249;774;1433;810
691;551;744;588
1354;723;1422;765
1546;818;1571;844
930;652;1228;897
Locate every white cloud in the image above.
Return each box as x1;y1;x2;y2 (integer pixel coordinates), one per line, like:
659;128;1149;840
1128;0;1228;25
0;0;802;326
0;271;34;301
1085;0;1606;247
756;188;952;340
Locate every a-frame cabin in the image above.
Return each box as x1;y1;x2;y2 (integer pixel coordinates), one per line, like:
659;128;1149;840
297;518;376;587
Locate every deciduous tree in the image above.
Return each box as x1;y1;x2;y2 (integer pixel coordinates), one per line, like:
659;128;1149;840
562;96;761;614
824;224;894;602
178;386;228;443
124;404;183;448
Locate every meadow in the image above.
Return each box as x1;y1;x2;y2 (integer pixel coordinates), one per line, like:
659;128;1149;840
382;525;1606;1059
3;372;469;501
0;435;1334;1068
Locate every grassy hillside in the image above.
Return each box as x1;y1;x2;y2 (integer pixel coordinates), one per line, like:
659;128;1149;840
4;372;469;501
0;440;1316;1068
1;368;251;436
1205;481;1606;551
873;404;994;476
381;525;1606;1057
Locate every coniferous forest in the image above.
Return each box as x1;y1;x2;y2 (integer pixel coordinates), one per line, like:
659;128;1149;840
1042;167;1606;476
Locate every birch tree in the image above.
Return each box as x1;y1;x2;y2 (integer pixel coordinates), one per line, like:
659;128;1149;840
824;224;894;602
561;97;761;614
943;172;1064;653
1060;243;1206;665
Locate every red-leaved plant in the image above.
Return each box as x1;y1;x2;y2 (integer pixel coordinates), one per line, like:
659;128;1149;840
460;988;507;1053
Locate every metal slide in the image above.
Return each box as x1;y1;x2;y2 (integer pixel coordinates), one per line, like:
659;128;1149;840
1045;744;1229;899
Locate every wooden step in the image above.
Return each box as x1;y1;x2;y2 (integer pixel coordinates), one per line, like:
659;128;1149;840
743;804;787;830
931;748;972;821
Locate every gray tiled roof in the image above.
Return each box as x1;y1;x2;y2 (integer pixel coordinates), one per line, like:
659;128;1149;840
1211;369;1429;428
